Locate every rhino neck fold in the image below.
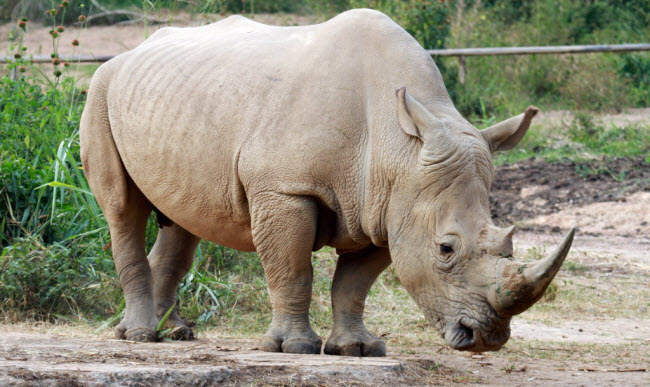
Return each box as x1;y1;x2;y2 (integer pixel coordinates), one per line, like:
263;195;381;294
359;121;418;249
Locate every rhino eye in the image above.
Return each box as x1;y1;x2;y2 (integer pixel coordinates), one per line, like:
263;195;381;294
440;243;454;255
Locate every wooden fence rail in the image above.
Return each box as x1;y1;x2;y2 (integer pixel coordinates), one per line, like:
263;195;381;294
426;43;650;57
1;43;648;64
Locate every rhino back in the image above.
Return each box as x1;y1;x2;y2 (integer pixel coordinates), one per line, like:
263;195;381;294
102;9;454;250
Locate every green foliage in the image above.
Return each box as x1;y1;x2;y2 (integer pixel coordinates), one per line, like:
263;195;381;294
442;0;650;119
0;238;120;318
568;113;650;158
0;157;52;245
0;69;118;319
177;242;268;327
0;76;87;246
618;54;650;106
0;78;83;162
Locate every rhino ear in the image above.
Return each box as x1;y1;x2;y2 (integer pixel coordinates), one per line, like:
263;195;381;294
396;87;444;141
481;106;539;152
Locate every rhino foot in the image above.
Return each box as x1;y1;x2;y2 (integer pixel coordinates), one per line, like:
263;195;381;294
324;330;386;357
161;317;195;341
115;326;157;342
261;326;322;354
115;316;158;342
166;324;194;341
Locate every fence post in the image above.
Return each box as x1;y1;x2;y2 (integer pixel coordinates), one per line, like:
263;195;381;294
458;55;466;85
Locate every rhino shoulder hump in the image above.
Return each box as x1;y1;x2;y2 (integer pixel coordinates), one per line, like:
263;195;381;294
333;9;402;33
146;26;181;42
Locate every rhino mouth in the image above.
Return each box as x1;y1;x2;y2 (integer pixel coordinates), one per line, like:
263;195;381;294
445;317;511;352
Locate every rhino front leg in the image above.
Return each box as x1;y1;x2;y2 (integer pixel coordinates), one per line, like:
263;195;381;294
251;192;322;354
149;223;200;340
325;247;391;357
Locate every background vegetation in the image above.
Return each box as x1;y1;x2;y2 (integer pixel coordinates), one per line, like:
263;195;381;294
1;0;648;337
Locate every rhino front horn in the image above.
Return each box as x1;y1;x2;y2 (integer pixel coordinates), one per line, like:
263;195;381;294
491;228;575;316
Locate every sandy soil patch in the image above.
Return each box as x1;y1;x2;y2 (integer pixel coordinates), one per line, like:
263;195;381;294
525;191;649;238
511;318;650;345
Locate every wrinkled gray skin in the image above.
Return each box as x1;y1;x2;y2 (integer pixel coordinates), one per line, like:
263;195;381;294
80;9;574;355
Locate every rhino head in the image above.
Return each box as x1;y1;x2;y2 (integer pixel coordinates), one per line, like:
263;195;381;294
386;88;574;352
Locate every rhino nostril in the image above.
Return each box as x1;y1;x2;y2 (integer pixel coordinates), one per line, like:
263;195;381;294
458;321;473;340
450;321;475;350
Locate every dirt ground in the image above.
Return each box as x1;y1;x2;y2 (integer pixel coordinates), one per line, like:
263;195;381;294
2;16;649;387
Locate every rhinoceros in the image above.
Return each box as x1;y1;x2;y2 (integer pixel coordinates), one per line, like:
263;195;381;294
80;9;574;356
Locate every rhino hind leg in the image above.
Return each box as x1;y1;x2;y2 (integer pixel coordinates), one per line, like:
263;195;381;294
80;74;158;342
325;247;391;357
250;192;322;354
104;180;158;342
148;223;200;340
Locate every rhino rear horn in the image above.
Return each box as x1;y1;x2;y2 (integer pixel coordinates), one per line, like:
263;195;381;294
481;106;539;152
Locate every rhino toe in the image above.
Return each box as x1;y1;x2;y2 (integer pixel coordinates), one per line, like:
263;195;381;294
282;337;322;354
325;332;386;357
166;324;195;341
260;326;322;354
115;325;127;340
125;327;157;342
159;314;195;341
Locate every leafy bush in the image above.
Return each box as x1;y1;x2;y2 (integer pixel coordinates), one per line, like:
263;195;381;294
618;54;650;107
0;238;120;319
178;242;269;327
0;157;52;246
0;75;86;246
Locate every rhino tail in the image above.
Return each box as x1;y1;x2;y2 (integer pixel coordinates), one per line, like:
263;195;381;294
153;206;174;229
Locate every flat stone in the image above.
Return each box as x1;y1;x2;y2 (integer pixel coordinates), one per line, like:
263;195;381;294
0;332;405;386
